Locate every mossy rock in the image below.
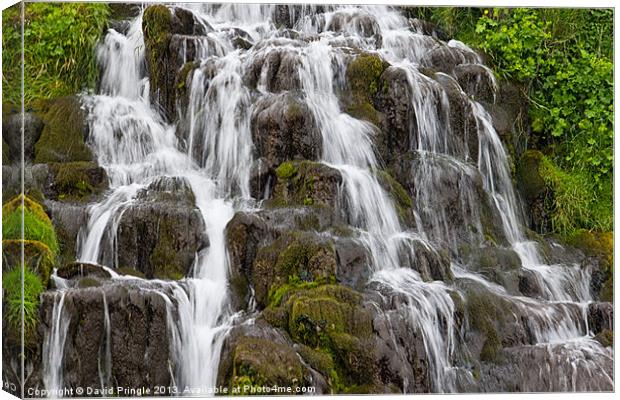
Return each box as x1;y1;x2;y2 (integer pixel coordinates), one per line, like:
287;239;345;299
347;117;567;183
47;161;108;201
33;96;93;163
569;230;613;302
2;195;59;255
287;286;373;345
2;239;55;287
230;337;306;392
269;161;342;208
464;288;516;363
594;329;613;348
344;52;389;126
142;5;179;121
376;170;414;225
252;232;337;308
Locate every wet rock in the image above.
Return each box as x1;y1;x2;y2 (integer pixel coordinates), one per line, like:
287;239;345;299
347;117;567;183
325;11;380;38
434;72;478;161
217;319;320;393
38;283;173;393
420;44;478;75
587;302;613;335
375;66;413;164
226;212;274;310
45;200;90;267
343;52;388;128
2;112;44;163
249;157;276;200
142;5;200;121
269;161;343;209
115;180;207;280
479;341;614;392
334;238;369;290
251;233;337;308
517;269;544;298
3;163;49;201
33;96;93;164
251;93;321;167
56;262;112;280
594;329;613;348
46;161;108;202
453;63;496;104
244;48;301;92
516;150;550;233
408;18;448;40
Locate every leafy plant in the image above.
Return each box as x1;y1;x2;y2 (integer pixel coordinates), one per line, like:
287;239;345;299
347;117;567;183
2;2;110;105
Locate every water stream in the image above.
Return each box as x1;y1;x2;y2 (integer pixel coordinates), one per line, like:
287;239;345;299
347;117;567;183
39;3;612;395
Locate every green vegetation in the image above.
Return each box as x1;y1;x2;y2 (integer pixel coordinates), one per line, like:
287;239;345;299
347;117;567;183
2;2;110;105
2;267;45;345
419;7;613;237
3;195;59;255
345;53;387;126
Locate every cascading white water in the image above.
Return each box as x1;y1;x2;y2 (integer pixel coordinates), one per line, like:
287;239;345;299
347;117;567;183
41;292;69;397
40;3;611;395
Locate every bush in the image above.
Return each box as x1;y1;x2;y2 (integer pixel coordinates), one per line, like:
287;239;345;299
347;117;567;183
2;195;59;255
2;2;110;105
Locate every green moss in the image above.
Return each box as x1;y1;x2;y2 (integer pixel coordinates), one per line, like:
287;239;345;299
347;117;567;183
3;195;59;255
78;277;102;288
465;289;509;363
376;170;413;223
480;326;502;362
347;53;387;98
594;329;613;348
2;239;55;287
142;5;175;117
568;230;613;302
48;161;106;201
344;53;388;125
33;96;93;163
270;161;340;209
2;267;44;348
275;161;297;179
149;218;187;280
252;232;337;307
230;337;305;391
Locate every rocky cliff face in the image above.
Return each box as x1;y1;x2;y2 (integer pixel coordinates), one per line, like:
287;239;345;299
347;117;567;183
2;3;613;396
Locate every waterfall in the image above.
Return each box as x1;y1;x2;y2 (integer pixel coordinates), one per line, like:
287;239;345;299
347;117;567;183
39;3;611;395
41;292;69;397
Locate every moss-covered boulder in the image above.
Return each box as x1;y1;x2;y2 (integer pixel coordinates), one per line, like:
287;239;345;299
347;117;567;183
251;92;321;168
251;232;337;308
47;161;108;202
267;284;378;391
229;337;306;393
569;230;613;302
143;5;201;121
142;5;177;121
269;161;342;209
33;96;93;164
344;52;388;127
